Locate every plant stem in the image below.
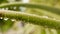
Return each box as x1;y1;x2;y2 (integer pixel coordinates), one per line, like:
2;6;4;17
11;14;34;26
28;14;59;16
0;10;60;29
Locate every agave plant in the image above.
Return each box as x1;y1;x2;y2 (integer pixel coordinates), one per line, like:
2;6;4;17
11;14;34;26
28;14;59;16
0;0;60;34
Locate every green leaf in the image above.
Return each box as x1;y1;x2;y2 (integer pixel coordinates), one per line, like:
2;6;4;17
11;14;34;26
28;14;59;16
0;3;60;15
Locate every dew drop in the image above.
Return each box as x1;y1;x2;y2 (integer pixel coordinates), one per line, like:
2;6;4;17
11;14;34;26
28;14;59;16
53;18;56;20
0;17;3;19
14;7;16;9
5;8;8;10
42;16;48;18
11;19;16;21
19;7;26;12
4;18;9;21
1;8;5;10
22;0;30;3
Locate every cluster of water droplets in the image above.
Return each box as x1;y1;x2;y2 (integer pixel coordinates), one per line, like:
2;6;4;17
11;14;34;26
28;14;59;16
0;0;59;34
